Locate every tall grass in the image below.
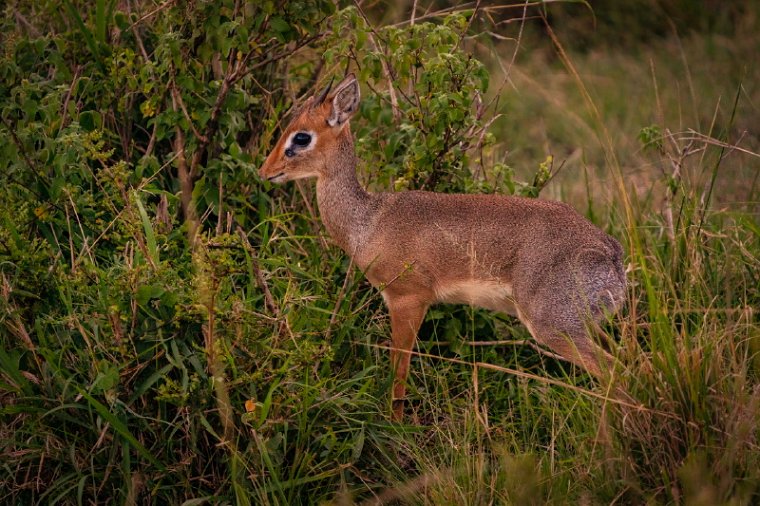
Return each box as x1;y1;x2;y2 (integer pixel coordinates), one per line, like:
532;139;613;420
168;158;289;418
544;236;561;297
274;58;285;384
344;7;760;504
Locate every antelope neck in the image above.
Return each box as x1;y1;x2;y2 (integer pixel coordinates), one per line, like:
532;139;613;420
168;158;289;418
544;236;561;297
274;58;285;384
315;134;375;254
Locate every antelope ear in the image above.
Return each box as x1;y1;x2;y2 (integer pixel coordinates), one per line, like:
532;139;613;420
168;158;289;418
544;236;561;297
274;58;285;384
327;73;360;127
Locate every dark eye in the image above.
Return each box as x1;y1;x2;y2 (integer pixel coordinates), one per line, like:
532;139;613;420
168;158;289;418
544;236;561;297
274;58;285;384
292;132;312;147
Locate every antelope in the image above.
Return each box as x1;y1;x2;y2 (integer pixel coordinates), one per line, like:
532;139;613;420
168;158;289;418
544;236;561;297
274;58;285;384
259;73;626;419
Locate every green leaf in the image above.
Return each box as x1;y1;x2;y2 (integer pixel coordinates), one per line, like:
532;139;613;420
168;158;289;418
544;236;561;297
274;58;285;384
269;16;291;36
133;190;159;264
352;424;365;462
113;11;129;30
136;284;164;306
79;110;101;131
0;347;33;395
92;363;120;393
95;0;107;43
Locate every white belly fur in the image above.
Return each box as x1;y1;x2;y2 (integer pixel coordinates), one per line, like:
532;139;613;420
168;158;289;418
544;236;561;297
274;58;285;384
435;280;516;314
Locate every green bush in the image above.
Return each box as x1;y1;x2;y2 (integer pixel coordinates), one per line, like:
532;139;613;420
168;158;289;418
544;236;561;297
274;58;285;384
0;1;517;503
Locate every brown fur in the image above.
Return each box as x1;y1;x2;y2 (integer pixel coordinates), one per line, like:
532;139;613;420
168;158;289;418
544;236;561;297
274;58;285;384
259;74;626;419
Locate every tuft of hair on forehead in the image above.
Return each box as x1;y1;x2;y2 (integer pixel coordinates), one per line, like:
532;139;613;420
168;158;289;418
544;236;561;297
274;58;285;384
283;99;310;125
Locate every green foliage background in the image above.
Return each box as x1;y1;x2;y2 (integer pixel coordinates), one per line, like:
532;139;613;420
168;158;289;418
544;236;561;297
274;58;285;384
1;0;759;504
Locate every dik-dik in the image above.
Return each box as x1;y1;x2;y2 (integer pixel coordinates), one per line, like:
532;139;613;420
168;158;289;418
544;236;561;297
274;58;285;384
259;73;626;419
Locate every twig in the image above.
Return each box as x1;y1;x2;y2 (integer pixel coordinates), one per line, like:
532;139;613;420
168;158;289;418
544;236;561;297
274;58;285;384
295;180;330;251
66;192;97;267
171;82;208;143
126;0;178;31
353;1;401;123
350;261;417;317
216;172;224;235
58;66;81;135
236;227;278;316
0;117;41;180
453;0;481;52
295;59;325;99
126;0;151;62
63;203;76;271
244;32;326;77
365;343;676;417
389;1;554;27
434;338;566;360
504;1;530;81
14;10;41;37
144;120;158;158
661;128;685;242
680;129;758;159
389;3;477;27
324;256;355;342
437;339;529;347
172;118;198;244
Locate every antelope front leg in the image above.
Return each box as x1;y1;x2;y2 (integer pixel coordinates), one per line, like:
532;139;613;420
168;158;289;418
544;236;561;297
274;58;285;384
386;296;428;420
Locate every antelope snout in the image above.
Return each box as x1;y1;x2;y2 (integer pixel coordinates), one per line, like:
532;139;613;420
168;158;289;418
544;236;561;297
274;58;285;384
258;160;286;183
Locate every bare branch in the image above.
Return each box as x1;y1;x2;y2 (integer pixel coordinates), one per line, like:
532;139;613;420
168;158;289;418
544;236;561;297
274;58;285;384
353;1;401;123
236;227;279;316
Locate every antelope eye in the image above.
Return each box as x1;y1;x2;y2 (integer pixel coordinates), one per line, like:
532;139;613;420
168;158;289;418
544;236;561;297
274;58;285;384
292;132;312;147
